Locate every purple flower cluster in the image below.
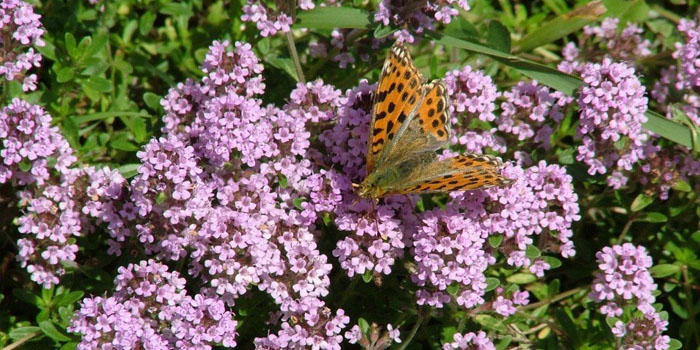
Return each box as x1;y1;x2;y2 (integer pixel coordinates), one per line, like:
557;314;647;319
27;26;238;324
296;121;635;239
443;65;506;154
69;260;238;350
497;81;572;149
442;331;495;350
344;323;401;348
567;58;649;188
374;0;470;43
241;0;338;37
0;0;44;91
673;19;700;89
590;244;669;350
0;99;75;185
68;40;352;348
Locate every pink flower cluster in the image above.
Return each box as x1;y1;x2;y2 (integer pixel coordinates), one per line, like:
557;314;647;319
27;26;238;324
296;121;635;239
567;58;649;188
590;244;670;350
582;17;652;61
0;0;44;91
68;260;239;350
497;81;572;149
374;0;470;43
443;331;495;350
673;19;700;89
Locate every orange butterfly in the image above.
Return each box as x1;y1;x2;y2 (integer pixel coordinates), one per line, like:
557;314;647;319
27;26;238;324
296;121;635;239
357;42;512;199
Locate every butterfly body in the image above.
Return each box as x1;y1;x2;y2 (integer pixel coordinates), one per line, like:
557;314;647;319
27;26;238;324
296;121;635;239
358;42;511;200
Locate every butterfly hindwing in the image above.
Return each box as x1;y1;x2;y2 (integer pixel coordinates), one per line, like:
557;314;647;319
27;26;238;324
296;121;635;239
389;154;511;194
367;43;424;174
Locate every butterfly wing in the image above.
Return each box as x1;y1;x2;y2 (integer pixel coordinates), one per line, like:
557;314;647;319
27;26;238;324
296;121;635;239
366;43;424;174
385;154;512;195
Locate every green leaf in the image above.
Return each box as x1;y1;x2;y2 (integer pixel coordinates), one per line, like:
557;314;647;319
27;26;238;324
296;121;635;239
39;320;71;342
265;55;300;82
489;234;503;248
507;273;537;284
155;192;167;204
605;317;621;328
65;32;77;57
292;198;304;210
557;148;575;164
36;39;57;60
160;3;193;17
81;57;109;76
55;291;84;307
13;288;40;306
358;317;370;334
85;76;113;93
18;159;31;172
72;111;151;124
485;277;500;292
56;67;75;83
667;338;682;350
61;342;78;350
638;212;668;223
295;7;373;30
8;326;41;340
122;116;148;143
474;315;506;332
117;164;140;178
446;283;460;296
444;17;479;41
139;11;157;35
643;110;694;149
373;24;397;38
84;32;108;59
487;21;511;53
431;33;582;95
362;270;372;283
650;264;681;278
109;134;139;151
514;1;604;53
143;92;162;110
630;194;653;212
672;180;691;192
526;245;541;259
542;256;562;269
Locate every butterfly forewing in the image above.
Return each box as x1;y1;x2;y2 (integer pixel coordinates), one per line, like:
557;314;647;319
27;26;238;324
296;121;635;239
367;44;424;174
415;81;450;143
390;154;512;194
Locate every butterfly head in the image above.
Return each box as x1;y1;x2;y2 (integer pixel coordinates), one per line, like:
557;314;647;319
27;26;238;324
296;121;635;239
357;175;385;199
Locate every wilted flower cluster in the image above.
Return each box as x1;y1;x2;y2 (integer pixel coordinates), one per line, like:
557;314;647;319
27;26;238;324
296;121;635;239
0;0;45;91
68;260;239;350
374;0;470;43
590;244;669;350
569;58;649;188
443;331;495;350
497;81;572;149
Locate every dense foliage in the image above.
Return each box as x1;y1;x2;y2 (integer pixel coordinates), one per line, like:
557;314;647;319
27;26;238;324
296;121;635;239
1;0;699;349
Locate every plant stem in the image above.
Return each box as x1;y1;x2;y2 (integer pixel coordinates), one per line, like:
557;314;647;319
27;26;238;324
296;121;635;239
397;309;425;350
615;215;637;245
518;286;585;311
285;31;305;83
682;266;700;347
339;277;358;307
2;331;40;350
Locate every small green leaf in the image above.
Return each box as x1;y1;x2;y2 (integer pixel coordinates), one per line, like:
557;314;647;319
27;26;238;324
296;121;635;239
109;134;139;151
374;24;397;38
8;326;41;340
85;76;113;93
446;283;460;296
117;164;140;178
667;338;682;350
362;270;372;283
160;3;193;17
444;17;479;41
155;192;167;204
542;256;562;269
292;198;304;210
295;7;373;30
650;264;681;278
605;317;621;328
56;67;75;83
60;342;78;350
265;55;300;82
143;92;162;110
474;315;506;331
65;32;77;57
39;320;71;342
139;11;157;35
84;32;108;59
485;277;500;292
507;273;537;284
487;21;511;53
278;174;288;188
489;235;503;248
18;158;32;172
672;180;691;192
638;212;668;223
630;194;653;212
55;291;84;307
557;148;575;165
526;245;541;259
358;317;370;334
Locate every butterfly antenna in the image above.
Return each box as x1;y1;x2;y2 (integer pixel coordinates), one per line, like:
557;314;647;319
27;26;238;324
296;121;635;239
372;199;381;237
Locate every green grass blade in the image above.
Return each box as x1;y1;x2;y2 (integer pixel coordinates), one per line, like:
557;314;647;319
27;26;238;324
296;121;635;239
294;7;373;30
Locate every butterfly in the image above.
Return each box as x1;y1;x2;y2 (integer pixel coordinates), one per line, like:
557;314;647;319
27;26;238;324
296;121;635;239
357;42;512;199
